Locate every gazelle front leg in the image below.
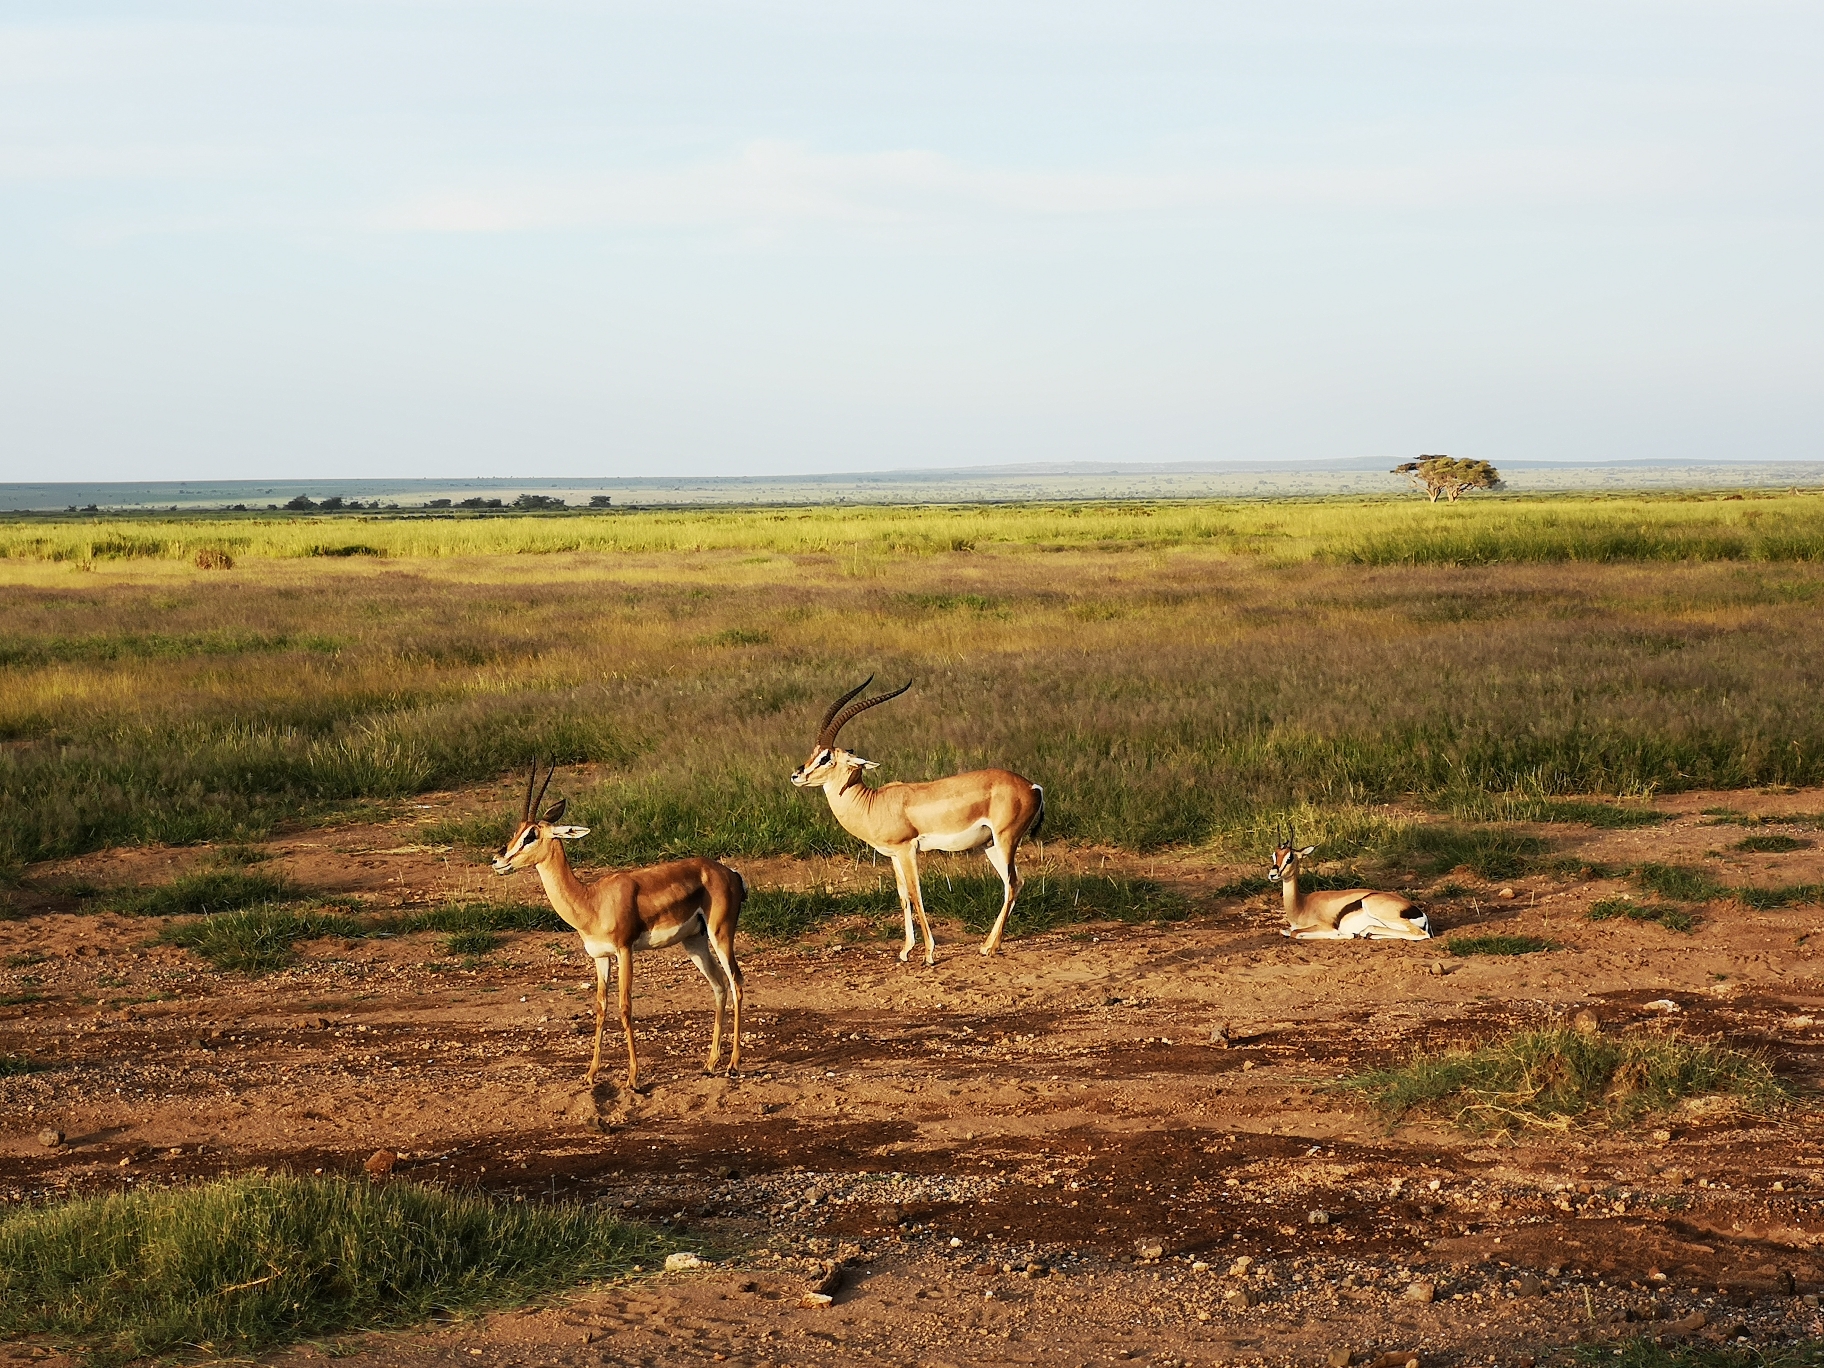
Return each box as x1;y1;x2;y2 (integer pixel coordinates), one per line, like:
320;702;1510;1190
586;955;613;1084
615;945;639;1089
889;847;936;966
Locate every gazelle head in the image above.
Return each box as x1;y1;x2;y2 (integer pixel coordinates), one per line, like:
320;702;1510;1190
790;676;912;787
1267;828;1317;885
492;760;591;875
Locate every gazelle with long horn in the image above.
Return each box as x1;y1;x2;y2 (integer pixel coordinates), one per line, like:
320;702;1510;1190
491;761;747;1088
1269;830;1432;940
791;677;1044;962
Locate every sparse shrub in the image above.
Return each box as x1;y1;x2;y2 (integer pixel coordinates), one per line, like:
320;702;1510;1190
1446;934;1558;957
0;1055;46;1077
1343;1025;1780;1132
0;1173;664;1366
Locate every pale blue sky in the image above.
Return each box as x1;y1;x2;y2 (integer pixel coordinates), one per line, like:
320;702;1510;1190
1;2;1818;480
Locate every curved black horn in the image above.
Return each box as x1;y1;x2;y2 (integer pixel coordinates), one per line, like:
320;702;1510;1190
521;761;538;822
814;676;873;747
532;757;556;818
823;678;913;747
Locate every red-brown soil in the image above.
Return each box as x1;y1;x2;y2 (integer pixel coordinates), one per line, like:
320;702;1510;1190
6;789;1824;1366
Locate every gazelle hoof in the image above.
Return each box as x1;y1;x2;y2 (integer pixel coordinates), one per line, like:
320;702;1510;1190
897;947;913;963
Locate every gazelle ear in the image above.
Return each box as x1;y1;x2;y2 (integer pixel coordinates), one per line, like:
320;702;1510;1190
542;797;568;823
1298;845;1317;857
854;756;880;770
549;825;591;840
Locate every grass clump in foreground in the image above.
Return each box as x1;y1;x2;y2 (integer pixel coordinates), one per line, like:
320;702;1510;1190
1579;1337;1824;1368
0;1173;665;1366
1446;934;1558;957
1588;896;1699;933
100;869;291;917
1344;1025;1781;1133
1733;833;1813;853
155;906;366;973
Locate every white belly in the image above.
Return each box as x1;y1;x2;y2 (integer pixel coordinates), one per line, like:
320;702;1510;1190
634;912;704;951
916;824;993;854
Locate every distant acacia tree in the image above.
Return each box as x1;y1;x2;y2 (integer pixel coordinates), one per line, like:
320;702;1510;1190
1391;455;1504;503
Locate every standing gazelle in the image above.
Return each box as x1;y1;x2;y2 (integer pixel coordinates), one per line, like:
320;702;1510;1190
791;678;1044;962
491;762;746;1088
1269;831;1432;940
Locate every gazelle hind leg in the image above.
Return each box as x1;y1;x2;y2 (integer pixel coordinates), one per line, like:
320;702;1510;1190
979;839;1023;956
703;918;744;1072
681;932;730;1073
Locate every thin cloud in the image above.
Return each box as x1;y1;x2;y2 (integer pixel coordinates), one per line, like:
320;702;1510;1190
373;138;1712;235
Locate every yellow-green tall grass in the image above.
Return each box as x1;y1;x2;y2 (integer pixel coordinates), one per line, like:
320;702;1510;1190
3;490;1822;564
3;495;1824;876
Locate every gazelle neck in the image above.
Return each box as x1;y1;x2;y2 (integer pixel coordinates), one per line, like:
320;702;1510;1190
532;841;592;930
1280;860;1303;920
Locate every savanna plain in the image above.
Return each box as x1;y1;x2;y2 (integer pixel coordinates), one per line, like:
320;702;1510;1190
7;494;1824;1368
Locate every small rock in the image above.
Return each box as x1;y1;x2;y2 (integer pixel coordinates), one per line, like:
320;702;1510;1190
1515;1272;1543;1297
1652;1129;1673;1143
1670;1311;1707;1334
1404;1281;1435;1304
1498;887;1516;900
1192;1261;1210;1272
1211;1023;1231;1048
1307;1209;1330;1226
1224;1288;1255;1308
803;1188;824;1205
1024;1261;1049;1279
1570;1008;1601;1036
800;1292;833;1308
1367;1353;1421;1368
1624;1301;1663;1322
1327;1350;1353;1368
1427;961;1448;976
36;1128;64;1149
1241;1059;1256;1071
664;1252;706;1273
363;1149;397;1175
1645;999;1681;1013
1229;1256;1254;1275
1136;1240;1164;1261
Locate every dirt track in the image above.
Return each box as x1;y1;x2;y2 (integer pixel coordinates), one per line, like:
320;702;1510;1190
7;790;1824;1366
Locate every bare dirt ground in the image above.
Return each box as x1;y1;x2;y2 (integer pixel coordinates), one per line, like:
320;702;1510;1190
8;789;1824;1367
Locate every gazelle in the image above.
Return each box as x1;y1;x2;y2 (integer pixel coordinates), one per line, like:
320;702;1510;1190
1268;832;1432;940
790;677;1044;962
491;761;746;1088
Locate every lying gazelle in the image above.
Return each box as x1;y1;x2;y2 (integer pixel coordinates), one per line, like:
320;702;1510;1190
1269;831;1432;940
791;677;1044;962
491;761;746;1088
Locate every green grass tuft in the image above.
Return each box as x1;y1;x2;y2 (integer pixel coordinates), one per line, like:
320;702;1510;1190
1633;863;1727;902
1733;833;1813;853
382;901;565;936
0;1173;665;1366
0;1054;48;1077
443;929;503;956
1445;934;1558;957
1379;825;1549;880
1734;883;1824;910
1343;1025;1781;1133
1587;897;1700;933
101;870;294;918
